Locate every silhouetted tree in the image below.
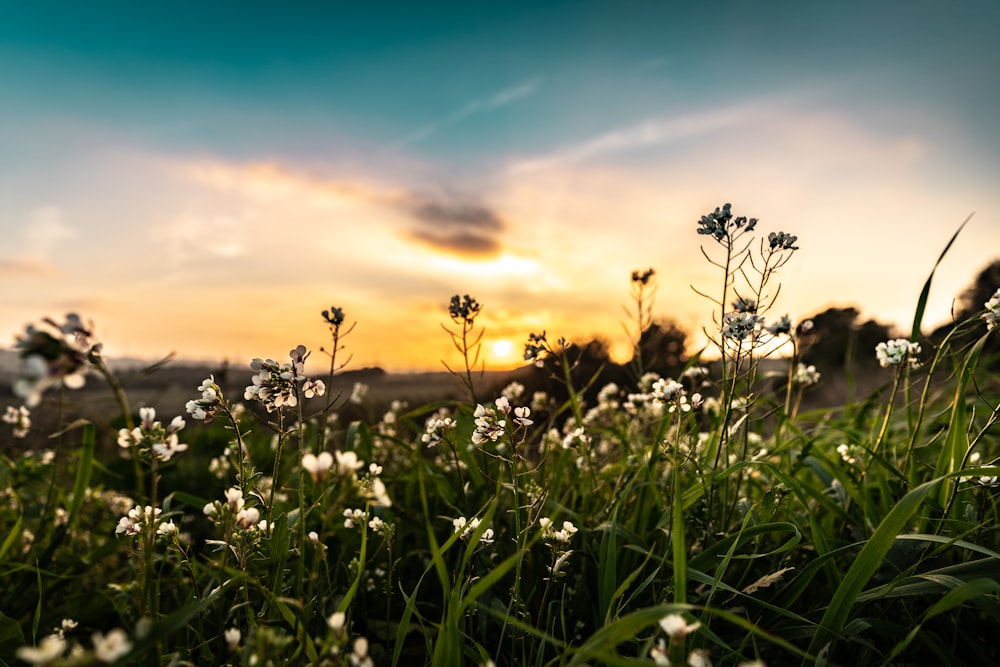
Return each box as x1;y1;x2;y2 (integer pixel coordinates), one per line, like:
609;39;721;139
930;259;1000;366
633;319;689;380
798;307;894;375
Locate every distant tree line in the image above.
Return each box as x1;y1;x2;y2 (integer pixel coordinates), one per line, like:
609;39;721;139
506;259;1000;406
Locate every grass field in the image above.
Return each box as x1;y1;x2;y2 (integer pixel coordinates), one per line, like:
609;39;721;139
3;205;1000;666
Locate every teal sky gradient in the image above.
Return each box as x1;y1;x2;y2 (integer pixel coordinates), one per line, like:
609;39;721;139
2;1;999;370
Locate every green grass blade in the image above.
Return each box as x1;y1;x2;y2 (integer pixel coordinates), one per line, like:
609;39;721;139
65;423;95;530
910;212;972;340
805;476;942;661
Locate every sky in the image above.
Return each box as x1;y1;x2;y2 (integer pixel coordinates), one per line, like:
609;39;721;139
2;1;1000;373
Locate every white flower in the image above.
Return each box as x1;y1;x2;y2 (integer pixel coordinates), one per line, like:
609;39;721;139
875;339;921;368
659;612;701;639
224;627;241;651
224;487;245;511
350;382;369;404
92;628;131;663
982;287;1000;331
513;406;533;427
302;451;334;482
328;611;346;632
688;648;713;667
794;363;821;386
16;634;66;665
335;450;365;475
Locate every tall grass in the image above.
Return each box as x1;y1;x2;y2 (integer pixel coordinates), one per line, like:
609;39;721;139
2;206;999;666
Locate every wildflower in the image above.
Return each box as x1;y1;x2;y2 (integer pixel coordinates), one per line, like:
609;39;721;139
335;450;365;475
650;638;670;666
421;409;456;447
16;634;66;665
794;363;821;386
768;231;799;250
13;314;97;407
327;611;346;633
302;451;334;483
513;406;533;427
124;507;175;538
3;405;30;438
696;203;757;242
343;508;367;528
982;288;1000;331
322;305;346;327
875;338;921;368
659;613;701;639
350;382;369;404
224;627;241;652
225;487;245;512
117;407;188;461
448;294;482;323
235;506;261;529
368;477;392;507
631;267;655;284
688;648;713;667
92;628;131;663
732;296;758;313
472;403;506;445
302;378;326;399
186;375;223;423
501;381;525;401
523;331;549;365
561;427;591;450
350;636;373;667
453;516;495;546
244;346;321;412
766;314;792;335
722;311;763;341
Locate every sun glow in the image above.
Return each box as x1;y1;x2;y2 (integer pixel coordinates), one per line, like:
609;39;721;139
492;339;513;357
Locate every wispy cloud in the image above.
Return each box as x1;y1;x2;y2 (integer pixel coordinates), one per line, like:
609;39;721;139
507;105;757;173
394;78;542;147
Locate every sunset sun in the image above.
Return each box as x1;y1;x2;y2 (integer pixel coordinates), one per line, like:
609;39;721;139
492;339;513;358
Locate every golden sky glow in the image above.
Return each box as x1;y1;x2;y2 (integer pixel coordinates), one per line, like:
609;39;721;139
2;3;999;374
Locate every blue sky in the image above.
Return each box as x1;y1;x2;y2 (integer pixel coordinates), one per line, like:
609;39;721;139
3;1;1000;370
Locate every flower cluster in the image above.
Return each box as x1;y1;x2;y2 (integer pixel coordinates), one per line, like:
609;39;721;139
448;294;482;324
472;397;533;446
768;231;799;250
3;405;31;438
651;378;702;413
794;363;821;387
203;487;270;532
186;375;223;423
722;311;764;341
117;407;188;461
540;517;578;577
244;345;326;412
631;267;656;285
452;516;495;546
696;203;757;242
421;408;457;448
650;613;705;666
523;331;549;364
13;313;99;407
982;288;1000;331
322;305;346;327
115;504;176;537
875;338;922;368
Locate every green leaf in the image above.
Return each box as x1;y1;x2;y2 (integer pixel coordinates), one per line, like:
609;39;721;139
911;213;971;340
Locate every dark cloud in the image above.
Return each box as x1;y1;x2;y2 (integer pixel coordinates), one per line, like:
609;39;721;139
399;194;506;257
409;229;502;256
